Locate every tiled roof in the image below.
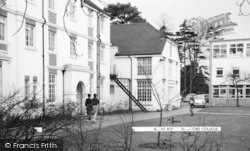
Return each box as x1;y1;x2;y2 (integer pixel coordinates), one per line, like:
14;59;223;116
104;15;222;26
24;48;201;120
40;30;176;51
111;23;167;56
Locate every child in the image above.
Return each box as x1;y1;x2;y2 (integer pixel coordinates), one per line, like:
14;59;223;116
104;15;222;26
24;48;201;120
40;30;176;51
189;97;195;116
85;94;93;122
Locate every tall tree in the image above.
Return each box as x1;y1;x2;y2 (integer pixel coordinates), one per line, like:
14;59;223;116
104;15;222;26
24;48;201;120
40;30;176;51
104;3;146;24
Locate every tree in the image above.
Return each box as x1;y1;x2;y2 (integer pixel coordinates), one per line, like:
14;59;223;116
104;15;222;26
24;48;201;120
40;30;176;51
156;13;174;38
226;70;250;107
181;64;209;94
104;3;146;24
236;0;250;16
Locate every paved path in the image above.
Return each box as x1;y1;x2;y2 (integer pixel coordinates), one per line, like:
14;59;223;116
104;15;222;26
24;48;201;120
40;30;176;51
90;103;202;128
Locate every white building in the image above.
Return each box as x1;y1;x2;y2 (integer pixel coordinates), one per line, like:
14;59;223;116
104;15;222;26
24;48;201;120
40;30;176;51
0;0;111;112
110;23;181;111
209;38;250;106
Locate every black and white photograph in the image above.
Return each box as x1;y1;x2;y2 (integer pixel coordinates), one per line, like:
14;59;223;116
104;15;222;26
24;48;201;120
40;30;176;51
0;0;250;150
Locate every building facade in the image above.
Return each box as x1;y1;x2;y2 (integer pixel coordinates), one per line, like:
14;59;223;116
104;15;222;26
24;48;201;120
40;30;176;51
0;0;111;112
110;23;181;111
210;38;250;106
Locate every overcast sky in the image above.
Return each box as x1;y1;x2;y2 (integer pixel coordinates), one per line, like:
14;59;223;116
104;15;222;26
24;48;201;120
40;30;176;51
103;0;250;38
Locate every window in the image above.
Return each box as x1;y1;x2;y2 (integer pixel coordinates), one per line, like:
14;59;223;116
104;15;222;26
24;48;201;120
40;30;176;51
216;68;223;77
100;16;105;31
88;61;93;71
168;60;173;77
0;16;6;42
219;86;227;98
49;30;56;51
247;43;250;57
48;74;56;102
70;1;76;20
70;37;76;56
229;85;243;98
33;77;37;99
88;42;93;59
212;86;219;98
137;80;151;101
110;85;115;94
49;0;55;10
25;76;30;100
228;86;235;98
213;44;227;58
100;48;104;62
233;68;240;77
229;43;244;57
25;24;34;47
137;57;152;75
246;85;250;98
213;85;227;98
89;74;93;94
88;9;93;26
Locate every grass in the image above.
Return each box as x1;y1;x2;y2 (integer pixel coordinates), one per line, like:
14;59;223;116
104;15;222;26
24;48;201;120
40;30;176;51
99;112;250;151
198;106;250;114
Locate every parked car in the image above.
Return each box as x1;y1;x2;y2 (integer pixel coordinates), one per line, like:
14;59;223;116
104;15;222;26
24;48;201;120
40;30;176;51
193;94;207;108
202;94;209;103
183;93;196;102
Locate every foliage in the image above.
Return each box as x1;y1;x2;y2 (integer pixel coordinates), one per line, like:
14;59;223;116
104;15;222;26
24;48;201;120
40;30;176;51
181;64;209;95
104;3;146;24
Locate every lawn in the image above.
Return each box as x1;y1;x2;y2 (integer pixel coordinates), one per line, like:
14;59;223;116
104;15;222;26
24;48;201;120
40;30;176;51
98;112;250;151
199;106;250;114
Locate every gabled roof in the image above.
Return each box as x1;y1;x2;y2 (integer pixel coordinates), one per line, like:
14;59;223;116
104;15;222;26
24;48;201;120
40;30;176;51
111;23;167;56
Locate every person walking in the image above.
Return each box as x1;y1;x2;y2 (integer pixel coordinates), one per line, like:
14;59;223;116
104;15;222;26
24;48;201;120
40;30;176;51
92;94;99;122
189;96;195;116
85;94;93;122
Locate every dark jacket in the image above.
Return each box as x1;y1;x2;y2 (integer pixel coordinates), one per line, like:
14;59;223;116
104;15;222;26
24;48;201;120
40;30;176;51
92;98;99;105
85;98;93;108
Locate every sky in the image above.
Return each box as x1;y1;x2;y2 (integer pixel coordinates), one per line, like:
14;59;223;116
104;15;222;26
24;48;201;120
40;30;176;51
103;0;250;38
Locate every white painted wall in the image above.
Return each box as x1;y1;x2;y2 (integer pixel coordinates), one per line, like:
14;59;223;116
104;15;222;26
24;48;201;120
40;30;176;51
110;39;181;111
1;0;111;112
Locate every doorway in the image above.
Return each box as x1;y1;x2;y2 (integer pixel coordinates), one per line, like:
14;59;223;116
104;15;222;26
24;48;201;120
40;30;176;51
76;81;85;115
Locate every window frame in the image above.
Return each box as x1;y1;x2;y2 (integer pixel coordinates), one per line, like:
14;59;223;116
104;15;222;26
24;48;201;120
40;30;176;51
25;76;30;100
137;57;152;75
216;67;223;77
137;79;152;101
33;77;37;99
246;43;250;57
232;68;240;78
88;9;93;27
69;0;76;20
0;16;6;42
48;74;56;102
246;85;250;98
70;37;76;56
100;16;105;31
110;84;115;94
49;30;56;52
213;44;227;58
25;23;35;47
88;42;93;60
229;43;244;57
48;0;56;11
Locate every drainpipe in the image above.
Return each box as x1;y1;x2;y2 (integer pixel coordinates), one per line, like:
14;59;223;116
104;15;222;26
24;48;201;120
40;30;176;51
62;68;66;115
128;56;132;111
42;0;46;118
96;12;101;102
